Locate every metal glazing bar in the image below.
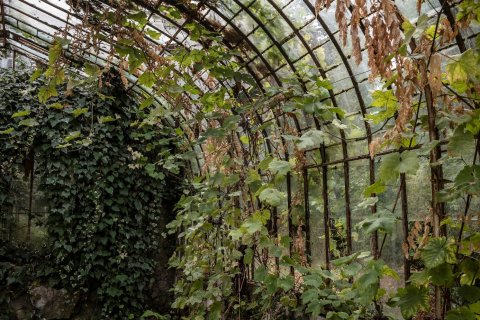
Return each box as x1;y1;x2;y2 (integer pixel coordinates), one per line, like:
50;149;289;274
226;0;306;89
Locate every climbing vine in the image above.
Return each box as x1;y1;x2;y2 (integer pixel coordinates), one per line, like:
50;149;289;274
1;0;480;319
0;69;184;318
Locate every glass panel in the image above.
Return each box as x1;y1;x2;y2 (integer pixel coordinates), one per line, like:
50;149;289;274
300;20;329;48
308;166;326;266
294;55;318;77
217;0;242;19
275;64;292;82
282;36;307;61
349;160;372;253
263;15;293;44
249;27;273;52
283;0;314;29
232;10;258;35
263;45;285;69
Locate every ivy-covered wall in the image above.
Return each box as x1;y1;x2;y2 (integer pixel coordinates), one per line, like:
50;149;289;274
0;69;183;318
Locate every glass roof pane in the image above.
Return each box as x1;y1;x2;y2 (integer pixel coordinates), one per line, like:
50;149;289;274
248;28;272;52
217;0;242;19
396;0;441;20
282;36;307;61
283;0;314;29
294;55;317;77
263;45;285;69
335;89;362;115
271;0;292;8
203;10;228;30
275;64;292;82
319;41;339;67
232;10;258;35
5;1;66;30
315;1;339;33
250;0;279;22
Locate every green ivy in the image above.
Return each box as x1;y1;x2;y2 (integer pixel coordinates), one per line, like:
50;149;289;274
0;69;184;318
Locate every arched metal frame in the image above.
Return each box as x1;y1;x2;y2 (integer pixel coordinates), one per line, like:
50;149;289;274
1;0;479;275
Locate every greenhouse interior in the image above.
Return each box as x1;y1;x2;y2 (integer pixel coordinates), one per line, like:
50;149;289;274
0;0;479;319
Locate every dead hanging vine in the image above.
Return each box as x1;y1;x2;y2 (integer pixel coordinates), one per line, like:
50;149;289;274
316;0;472;156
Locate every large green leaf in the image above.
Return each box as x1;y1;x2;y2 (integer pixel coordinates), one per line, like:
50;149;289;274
242;219;263;234
277;275;294;291
48;39;63;65
395;285;429;319
352;260;382;305
363;181;386;197
331;251;362;266
243;247;254;264
138;71;156;88
421;237;456;269
408;270;430;286
301;288;319;304
379;150;419;181
38;85;58;103
428;263;454;286
355;211;396;235
302;273;324;288
259;188;285;207
84;63;101;77
457;286;480;303
356;197;378;210
454;165;480;195
459;233;480;256
459;258;480;285
240;211;269;235
366;89;398;124
128;11;148;27
268;158;292;176
446;49;479;93
297;129;324;150
139;96;154;110
396;151;420;173
464;109;480;135
446;307;476;320
447;126;475;157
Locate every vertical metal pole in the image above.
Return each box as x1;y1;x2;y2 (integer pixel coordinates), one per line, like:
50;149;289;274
320;147;331;269
0;0;6;48
303;168;311;264
369;158;379;259
425;86;445;320
287;170;294;275
272;206;279;273
27;154;34;242
344;162;352;255
400;173;411;282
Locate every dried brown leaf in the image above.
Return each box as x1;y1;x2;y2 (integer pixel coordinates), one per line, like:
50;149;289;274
402;241;410;259
315;0;324;16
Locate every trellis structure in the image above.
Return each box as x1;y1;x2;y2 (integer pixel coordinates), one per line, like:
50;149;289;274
0;0;479;298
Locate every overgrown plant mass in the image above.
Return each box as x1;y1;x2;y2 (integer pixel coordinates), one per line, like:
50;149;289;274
0;70;183;318
0;0;479;319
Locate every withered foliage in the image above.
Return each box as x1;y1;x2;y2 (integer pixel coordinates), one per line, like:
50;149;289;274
404;216;432;261
317;0;464;156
